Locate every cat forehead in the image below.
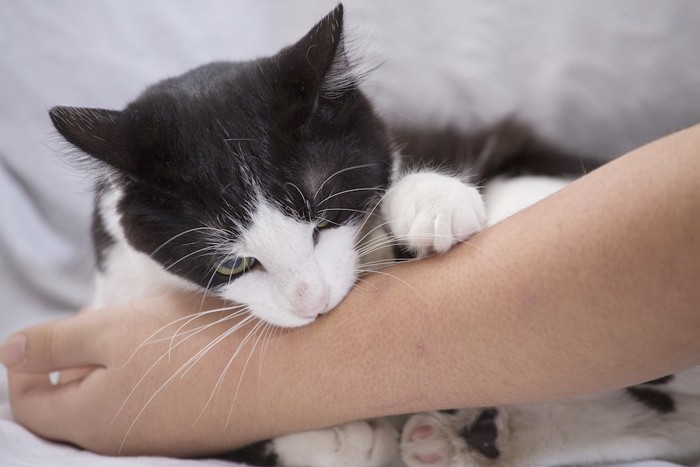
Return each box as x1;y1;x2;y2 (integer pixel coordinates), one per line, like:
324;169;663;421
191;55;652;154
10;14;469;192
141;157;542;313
239;202;313;254
142;61;262;102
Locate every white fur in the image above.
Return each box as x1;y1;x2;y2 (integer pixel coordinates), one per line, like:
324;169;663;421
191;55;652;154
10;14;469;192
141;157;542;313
484;175;570;226
273;419;399;467
381;171;487;257
92;186;199;308
218;202;360;328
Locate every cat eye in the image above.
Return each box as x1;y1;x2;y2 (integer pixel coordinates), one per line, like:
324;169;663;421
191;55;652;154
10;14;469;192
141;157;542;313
216;257;256;277
316;219;331;230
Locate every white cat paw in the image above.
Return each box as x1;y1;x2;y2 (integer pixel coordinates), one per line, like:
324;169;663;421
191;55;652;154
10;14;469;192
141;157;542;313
401;413;458;467
381;172;486;258
273;419;398;467
401;409;505;467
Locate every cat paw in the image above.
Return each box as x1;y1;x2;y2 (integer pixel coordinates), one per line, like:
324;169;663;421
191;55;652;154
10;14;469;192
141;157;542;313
381;172;486;258
401;409;506;467
273;419;398;467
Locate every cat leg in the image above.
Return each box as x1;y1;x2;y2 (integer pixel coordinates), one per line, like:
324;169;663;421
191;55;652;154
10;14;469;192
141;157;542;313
401;389;700;467
272;419;399;467
381;172;486;258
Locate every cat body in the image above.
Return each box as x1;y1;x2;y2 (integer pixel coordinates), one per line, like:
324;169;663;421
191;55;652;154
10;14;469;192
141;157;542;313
50;5;700;467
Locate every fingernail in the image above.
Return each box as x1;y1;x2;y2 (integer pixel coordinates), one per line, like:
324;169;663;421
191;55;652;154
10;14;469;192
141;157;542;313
1;334;27;367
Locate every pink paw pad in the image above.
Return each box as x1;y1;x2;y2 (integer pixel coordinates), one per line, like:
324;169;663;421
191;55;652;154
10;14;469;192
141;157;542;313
414;452;443;464
410;425;434;441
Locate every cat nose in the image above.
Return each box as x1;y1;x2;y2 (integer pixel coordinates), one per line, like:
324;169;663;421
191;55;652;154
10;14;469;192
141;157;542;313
292;286;330;318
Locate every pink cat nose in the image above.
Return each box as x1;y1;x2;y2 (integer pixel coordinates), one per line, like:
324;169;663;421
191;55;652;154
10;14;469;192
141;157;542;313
292;287;330;318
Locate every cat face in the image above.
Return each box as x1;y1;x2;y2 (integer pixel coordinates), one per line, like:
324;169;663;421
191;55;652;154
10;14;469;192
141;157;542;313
51;5;393;327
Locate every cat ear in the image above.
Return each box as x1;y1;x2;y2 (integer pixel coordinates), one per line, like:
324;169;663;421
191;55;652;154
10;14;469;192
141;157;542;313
49;106;136;173
277;4;346;103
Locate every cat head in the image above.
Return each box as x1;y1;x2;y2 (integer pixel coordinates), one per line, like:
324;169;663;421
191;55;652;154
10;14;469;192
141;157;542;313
50;4;393;327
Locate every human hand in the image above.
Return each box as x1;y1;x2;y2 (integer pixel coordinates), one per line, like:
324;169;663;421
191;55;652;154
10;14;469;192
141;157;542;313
1;294;275;457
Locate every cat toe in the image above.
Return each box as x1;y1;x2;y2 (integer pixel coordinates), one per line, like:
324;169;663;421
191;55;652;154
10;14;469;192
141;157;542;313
401;413;456;467
382;172;486;257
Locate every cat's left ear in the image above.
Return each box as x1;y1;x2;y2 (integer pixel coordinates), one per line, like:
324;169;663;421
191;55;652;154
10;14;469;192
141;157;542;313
49;106;134;172
276;4;348;106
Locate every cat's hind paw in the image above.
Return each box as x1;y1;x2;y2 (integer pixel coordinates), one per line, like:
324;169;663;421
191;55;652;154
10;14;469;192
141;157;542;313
273;419;398;467
382;172;486;258
401;409;506;467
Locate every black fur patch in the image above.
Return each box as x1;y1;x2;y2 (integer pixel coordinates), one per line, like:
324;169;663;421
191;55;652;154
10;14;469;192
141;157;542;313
220;440;277;466
393;120;603;183
644;375;674;385
459;408;500;459
626;387;676;414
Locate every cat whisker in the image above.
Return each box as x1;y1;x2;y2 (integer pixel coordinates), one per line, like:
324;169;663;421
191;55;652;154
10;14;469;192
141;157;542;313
117;314;256;454
283;181;313;222
320;207;369;216
257;322;274;383
354;268;428;305
318;185;383;207
196;253;238;316
352;276;379;292
114;306;250;419
313;163;380;201
359;257;415;270
355;233;400;256
117;304;249;369
167;303;249;360
178;314;256;378
162;245;221;274
260;323;281;383
224;319;272;430
195;317;264;425
142;308;249;348
353;194;390;243
149;226;222;259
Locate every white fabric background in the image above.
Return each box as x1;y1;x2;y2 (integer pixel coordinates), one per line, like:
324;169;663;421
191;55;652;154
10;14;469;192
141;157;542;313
1;1;699;466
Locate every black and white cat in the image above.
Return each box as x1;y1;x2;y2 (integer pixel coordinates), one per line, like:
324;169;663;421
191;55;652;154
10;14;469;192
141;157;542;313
49;4;700;467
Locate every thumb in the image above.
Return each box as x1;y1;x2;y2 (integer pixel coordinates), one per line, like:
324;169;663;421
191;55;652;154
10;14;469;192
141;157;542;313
1;313;106;373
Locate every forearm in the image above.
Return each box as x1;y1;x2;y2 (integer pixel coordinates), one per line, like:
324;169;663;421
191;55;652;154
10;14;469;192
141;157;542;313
6;125;700;456
219;123;700;448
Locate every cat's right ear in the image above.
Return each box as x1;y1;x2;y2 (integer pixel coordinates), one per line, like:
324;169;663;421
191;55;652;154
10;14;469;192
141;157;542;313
49;106;135;173
275;4;346;113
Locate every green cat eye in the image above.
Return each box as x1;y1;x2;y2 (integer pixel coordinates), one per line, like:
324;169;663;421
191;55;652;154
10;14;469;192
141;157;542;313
216;257;256;276
316;219;331;230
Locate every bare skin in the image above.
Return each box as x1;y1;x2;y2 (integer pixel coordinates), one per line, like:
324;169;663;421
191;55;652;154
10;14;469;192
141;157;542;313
3;124;700;457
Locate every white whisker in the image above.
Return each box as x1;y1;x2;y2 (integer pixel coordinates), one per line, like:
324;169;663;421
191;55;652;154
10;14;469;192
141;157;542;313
117;314;256;453
313;163;379;200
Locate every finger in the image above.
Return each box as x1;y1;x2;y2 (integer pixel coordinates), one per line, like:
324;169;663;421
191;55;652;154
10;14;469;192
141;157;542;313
9;368;107;444
9;366;96;396
1;313;107;373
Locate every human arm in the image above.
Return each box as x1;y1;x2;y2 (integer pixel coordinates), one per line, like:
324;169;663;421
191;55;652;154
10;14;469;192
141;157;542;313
4;123;700;456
